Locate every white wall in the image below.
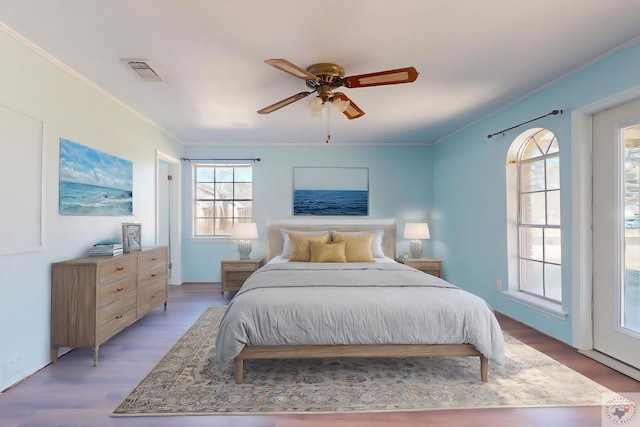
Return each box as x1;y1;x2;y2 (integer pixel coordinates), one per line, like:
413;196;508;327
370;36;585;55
0;26;183;391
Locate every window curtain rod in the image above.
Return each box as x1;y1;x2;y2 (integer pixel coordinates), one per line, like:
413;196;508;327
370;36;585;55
487;109;562;139
180;157;261;162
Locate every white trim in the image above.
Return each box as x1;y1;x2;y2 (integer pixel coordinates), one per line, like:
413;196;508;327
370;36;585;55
503;291;567;320
433;35;640;146
156;150;182;286
578;350;640;381
571;85;640;350
0;21;183;146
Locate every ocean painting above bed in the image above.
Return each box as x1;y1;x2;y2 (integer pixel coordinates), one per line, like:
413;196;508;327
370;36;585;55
293;167;368;216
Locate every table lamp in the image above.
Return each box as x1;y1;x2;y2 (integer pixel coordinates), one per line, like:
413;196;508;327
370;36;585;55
404;223;430;258
231;223;258;260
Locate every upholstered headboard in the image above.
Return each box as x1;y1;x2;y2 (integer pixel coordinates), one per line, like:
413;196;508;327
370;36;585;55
266;218;397;261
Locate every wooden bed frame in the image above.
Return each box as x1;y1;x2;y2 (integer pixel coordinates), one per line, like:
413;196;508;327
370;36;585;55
233;218;489;384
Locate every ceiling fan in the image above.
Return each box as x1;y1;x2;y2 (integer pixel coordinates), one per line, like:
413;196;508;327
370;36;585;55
257;59;419;120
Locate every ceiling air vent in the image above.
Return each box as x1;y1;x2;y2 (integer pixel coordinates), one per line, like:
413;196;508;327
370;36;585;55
121;59;162;82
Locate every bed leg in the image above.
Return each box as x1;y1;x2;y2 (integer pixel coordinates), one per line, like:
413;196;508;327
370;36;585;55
234;358;244;384
480;355;489;382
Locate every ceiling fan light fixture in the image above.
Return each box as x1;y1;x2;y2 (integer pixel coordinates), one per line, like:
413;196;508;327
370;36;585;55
306;97;325;117
332;97;350;113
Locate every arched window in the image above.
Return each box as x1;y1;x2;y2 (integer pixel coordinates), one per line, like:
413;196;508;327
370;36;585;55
507;128;561;303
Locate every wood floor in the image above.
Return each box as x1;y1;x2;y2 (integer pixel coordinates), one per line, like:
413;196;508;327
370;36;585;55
1;283;638;427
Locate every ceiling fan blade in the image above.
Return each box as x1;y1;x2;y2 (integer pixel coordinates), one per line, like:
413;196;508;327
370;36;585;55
343;66;419;88
257;91;312;114
334;92;365;120
264;59;319;80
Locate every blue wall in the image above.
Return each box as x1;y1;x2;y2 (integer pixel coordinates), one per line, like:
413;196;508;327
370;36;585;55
181;144;434;282
179;41;640;347
433;42;640;344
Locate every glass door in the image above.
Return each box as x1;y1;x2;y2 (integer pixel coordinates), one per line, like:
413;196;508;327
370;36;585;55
593;98;640;369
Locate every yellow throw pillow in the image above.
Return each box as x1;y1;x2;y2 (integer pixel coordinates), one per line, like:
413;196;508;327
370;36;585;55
289;233;331;262
309;241;347;263
332;232;374;262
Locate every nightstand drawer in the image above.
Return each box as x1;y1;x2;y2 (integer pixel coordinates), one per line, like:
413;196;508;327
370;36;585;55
220;259;265;293
397;257;442;278
226;270;254;282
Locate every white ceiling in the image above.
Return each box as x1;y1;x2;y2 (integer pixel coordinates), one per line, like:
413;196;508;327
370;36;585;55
1;0;640;145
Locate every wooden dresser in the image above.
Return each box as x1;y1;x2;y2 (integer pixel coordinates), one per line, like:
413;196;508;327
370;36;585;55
50;246;168;365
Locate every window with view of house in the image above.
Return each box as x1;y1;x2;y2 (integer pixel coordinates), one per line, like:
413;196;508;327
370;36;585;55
506;128;562;309
193;164;253;237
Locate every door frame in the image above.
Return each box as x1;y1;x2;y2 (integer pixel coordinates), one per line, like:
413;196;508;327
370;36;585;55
156;150;181;286
571;85;640;378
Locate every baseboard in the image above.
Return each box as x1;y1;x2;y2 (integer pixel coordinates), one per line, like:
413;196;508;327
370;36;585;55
578;349;640;381
179;282;220;286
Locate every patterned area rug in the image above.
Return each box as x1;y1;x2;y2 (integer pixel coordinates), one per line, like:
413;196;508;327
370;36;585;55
113;306;616;416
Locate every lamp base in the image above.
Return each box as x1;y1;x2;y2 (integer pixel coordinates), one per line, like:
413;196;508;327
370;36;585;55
237;240;252;260
409;240;423;258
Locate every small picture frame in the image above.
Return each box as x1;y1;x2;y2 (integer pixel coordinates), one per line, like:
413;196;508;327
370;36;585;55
122;223;142;253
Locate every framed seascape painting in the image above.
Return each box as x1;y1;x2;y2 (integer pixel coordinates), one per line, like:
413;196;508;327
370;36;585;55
59;138;133;215
293;167;369;216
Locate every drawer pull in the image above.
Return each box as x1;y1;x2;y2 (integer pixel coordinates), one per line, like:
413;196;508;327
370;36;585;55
116;267;124;271
116;287;123;291
151;295;156;299
151;273;157;277
115;315;123;319
151;257;157;261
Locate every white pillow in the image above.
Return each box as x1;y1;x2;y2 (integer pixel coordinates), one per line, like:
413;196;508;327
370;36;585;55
330;229;385;258
280;229;331;258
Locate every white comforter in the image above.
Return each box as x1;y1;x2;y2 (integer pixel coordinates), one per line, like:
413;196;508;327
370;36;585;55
215;262;505;370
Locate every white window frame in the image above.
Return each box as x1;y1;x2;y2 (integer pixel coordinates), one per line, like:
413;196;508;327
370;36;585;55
191;163;253;240
506;128;567;319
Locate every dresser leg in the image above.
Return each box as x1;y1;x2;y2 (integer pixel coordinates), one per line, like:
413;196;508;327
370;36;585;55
93;346;99;366
50;347;58;363
164;300;168;311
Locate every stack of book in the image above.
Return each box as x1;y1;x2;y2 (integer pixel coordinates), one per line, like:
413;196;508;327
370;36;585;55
89;243;124;257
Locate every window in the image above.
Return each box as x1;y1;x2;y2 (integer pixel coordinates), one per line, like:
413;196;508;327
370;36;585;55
192;163;253;237
514;129;561;302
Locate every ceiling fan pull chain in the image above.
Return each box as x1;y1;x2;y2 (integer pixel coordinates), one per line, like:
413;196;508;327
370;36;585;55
326;102;331;143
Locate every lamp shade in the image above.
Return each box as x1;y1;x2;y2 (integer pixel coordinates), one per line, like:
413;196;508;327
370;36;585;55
404;223;430;240
231;223;258;240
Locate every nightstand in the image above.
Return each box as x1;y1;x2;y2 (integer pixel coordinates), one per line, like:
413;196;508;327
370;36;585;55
396;257;442;277
220;259;265;294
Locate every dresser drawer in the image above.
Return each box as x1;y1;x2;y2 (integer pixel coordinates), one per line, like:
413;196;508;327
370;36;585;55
98;275;137;307
137;279;167;315
98;292;136;325
138;249;167;271
138;264;167;288
97;306;137;343
98;258;137;283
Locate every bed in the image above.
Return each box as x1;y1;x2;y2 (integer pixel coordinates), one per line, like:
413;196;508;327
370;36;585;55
216;218;505;384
